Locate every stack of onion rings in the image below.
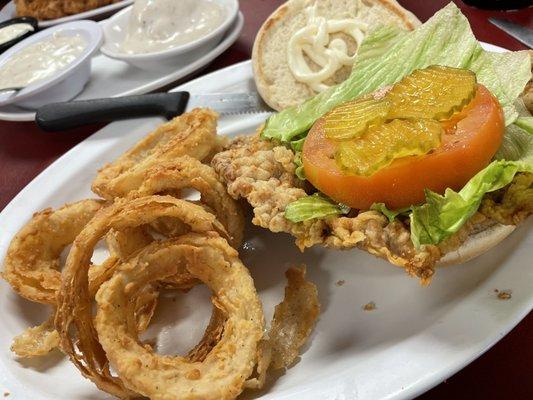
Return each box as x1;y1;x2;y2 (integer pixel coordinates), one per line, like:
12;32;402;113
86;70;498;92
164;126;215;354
2;109;320;399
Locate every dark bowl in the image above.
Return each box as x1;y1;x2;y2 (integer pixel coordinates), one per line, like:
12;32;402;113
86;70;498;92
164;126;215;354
0;17;39;54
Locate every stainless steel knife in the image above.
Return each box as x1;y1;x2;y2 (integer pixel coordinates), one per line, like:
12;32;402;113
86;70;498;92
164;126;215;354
488;17;533;49
35;92;272;132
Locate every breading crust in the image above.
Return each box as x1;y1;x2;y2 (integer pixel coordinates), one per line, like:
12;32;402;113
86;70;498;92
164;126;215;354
15;0;122;20
212;135;442;282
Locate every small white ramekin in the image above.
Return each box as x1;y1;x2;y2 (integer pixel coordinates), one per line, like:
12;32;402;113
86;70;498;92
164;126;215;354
100;0;238;71
0;20;103;109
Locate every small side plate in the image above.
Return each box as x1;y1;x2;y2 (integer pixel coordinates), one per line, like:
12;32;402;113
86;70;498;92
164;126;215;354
0;12;244;121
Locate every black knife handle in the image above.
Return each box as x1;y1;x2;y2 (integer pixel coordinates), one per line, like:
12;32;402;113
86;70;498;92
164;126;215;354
35;92;190;132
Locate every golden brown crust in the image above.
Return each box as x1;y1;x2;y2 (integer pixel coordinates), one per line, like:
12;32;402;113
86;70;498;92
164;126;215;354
2;199;105;304
94;234;265;399
212;135;531;282
479;173;533;226
375;0;420;30
133;156;245;248
15;0;122;20
212;135;441;282
92;108;219;200
55;196;228;397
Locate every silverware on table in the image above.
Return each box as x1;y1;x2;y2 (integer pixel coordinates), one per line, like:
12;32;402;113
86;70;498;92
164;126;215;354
488;17;533;48
35;92;272;132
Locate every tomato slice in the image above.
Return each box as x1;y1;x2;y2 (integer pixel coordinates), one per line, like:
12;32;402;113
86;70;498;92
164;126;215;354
302;84;505;210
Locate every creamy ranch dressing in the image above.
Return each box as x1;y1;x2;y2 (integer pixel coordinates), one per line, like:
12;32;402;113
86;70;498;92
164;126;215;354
0;23;34;45
121;0;226;54
288;4;368;92
0;33;86;89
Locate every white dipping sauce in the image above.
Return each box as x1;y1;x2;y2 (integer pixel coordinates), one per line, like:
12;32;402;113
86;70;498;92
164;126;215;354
0;32;86;89
121;0;226;54
0;23;34;45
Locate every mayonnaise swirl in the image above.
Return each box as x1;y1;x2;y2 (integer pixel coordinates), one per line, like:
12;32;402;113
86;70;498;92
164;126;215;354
287;4;368;92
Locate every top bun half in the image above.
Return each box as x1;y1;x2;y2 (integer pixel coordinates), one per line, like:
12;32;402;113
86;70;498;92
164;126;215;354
253;0;421;111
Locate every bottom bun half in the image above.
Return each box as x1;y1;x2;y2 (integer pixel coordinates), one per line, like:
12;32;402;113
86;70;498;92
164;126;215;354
438;223;516;267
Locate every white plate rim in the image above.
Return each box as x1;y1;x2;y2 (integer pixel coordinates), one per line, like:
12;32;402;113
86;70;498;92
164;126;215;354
0;0;134;28
0;11;244;122
0;41;530;400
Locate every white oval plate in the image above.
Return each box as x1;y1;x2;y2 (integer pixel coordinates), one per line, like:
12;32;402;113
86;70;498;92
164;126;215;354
0;45;531;400
0;0;133;28
0;12;243;122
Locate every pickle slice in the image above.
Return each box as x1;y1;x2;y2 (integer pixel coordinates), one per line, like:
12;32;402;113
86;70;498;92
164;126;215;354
336;119;443;176
324;98;391;141
386;65;477;121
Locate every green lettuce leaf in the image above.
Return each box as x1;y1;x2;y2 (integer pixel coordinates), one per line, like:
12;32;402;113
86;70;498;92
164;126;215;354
294;152;306;180
261;2;531;143
410;124;533;247
290;137;307;181
515;117;533;133
370;203;410;222
495;124;533;161
285;194;350;222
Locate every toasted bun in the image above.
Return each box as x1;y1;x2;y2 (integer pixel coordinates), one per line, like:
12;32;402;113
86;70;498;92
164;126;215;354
253;0;420;111
438;223;516;267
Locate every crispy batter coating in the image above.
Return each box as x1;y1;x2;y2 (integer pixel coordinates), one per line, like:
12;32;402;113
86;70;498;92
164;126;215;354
15;0;122;20
2;199;105;304
10;316;60;358
92;109;221;200
213;135;532;282
268;265;320;369
186;307;227;363
480;173;533;226
212;135;441;281
245;265;320;389
92;109;244;249
95;234;265;400
133;156;245;248
55;196;228;398
2;202;160;358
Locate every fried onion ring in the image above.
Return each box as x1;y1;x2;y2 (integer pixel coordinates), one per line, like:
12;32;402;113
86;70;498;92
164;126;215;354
95;234;264;400
4;204;158;358
2;199;105;304
92;109;219;200
134;156;245;248
55;195;228;397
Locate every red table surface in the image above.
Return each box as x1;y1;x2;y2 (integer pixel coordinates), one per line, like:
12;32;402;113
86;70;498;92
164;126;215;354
0;0;531;398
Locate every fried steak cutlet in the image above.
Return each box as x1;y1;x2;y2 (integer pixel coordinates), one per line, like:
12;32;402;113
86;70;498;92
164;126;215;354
16;0;122;20
212;134;529;283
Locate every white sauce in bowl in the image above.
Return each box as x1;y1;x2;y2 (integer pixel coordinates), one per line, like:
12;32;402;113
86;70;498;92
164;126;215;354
0;23;35;45
121;0;226;54
0;32;86;89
